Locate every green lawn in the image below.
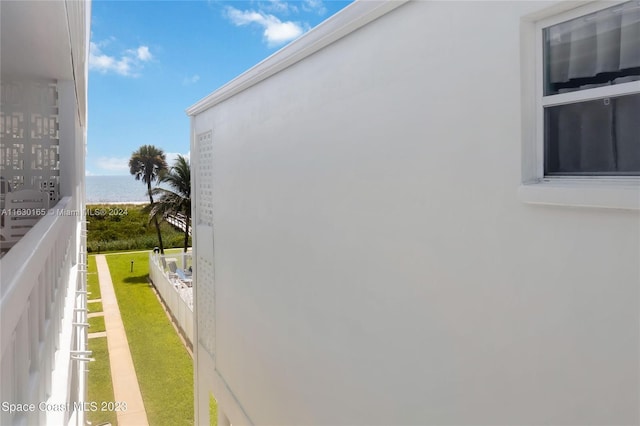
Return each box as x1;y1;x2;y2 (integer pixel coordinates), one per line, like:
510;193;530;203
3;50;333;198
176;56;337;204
88;315;106;333
87;255;101;300
106;251;196;426
86;255;117;426
87;337;117;426
88;301;103;314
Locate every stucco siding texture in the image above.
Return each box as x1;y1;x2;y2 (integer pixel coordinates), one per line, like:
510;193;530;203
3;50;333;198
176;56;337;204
194;1;639;424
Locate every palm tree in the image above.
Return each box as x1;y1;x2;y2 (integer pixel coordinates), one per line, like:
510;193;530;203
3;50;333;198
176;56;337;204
150;155;191;252
129;145;168;254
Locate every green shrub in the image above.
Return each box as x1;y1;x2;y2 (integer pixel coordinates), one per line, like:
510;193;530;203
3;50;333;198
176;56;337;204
87;204;190;252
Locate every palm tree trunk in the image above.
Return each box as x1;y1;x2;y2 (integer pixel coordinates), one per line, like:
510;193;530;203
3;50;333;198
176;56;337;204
148;181;165;254
183;208;190;252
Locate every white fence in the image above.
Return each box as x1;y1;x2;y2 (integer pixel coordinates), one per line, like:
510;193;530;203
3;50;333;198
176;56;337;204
149;252;194;346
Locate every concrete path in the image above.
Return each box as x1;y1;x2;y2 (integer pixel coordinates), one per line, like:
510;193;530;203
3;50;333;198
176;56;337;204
95;255;149;426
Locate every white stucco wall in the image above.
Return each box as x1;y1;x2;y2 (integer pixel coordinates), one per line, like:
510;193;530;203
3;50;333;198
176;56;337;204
191;1;640;424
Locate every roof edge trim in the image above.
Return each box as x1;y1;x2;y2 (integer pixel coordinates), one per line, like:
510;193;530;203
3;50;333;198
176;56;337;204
186;0;408;116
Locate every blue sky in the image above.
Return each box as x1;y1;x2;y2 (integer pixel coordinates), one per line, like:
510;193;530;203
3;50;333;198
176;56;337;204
87;0;353;176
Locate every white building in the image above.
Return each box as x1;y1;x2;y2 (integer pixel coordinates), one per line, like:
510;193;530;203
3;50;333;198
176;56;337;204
1;1;91;425
188;1;640;425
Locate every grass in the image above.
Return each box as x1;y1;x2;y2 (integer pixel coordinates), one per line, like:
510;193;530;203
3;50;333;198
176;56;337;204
210;394;218;426
87;337;117;426
87;204;190;253
106;251;195;426
88;315;106;333
86;255;117;426
88;301;103;314
87;256;101;300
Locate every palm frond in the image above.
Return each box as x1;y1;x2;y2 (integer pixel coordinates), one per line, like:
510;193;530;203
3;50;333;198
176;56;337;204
129;145;168;186
129;145;169;253
147;155;191;251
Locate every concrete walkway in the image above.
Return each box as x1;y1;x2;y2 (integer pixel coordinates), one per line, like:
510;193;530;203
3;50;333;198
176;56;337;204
95;255;149;426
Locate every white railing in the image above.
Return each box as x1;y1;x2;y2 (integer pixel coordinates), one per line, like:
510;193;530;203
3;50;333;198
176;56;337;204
166;213;191;236
0;196;84;425
149;252;194;346
67;224;90;426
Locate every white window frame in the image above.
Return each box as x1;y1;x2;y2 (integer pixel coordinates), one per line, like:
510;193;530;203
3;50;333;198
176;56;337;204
519;0;640;210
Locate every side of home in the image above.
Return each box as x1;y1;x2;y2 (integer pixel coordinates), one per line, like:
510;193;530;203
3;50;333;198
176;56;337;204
189;1;640;424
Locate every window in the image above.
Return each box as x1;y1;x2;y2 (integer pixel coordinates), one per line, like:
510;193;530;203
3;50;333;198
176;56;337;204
519;1;640;209
541;1;640;176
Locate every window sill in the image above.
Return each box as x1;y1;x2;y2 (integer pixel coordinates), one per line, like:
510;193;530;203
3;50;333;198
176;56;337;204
518;179;640;210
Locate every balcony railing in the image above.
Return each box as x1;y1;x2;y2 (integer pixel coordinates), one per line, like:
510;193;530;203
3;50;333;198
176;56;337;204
0;196;86;425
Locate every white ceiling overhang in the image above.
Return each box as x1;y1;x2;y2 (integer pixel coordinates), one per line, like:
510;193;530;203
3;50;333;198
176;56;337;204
1;1;74;82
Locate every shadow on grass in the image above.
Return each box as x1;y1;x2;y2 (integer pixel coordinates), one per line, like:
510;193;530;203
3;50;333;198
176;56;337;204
123;274;149;284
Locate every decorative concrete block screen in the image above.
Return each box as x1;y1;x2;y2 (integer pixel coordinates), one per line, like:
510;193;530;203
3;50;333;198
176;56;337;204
0;80;60;203
196;130;216;358
197;255;215;358
197;131;214;227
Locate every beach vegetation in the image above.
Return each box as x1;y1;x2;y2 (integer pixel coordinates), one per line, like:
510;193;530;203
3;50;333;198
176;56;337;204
86;204;189;253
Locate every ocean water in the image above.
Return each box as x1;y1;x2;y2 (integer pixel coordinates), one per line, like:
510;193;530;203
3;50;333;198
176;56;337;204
86;175;151;204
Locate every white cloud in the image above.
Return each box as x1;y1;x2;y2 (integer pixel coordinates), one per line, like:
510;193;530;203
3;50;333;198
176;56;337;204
264;20;305;46
182;74;200;85
302;0;326;15
165;151;191;166
136;46;153;61
89;41;154;77
97;156;130;172
225;6;305;47
260;0;298;14
258;0;325;15
85;170;96;176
